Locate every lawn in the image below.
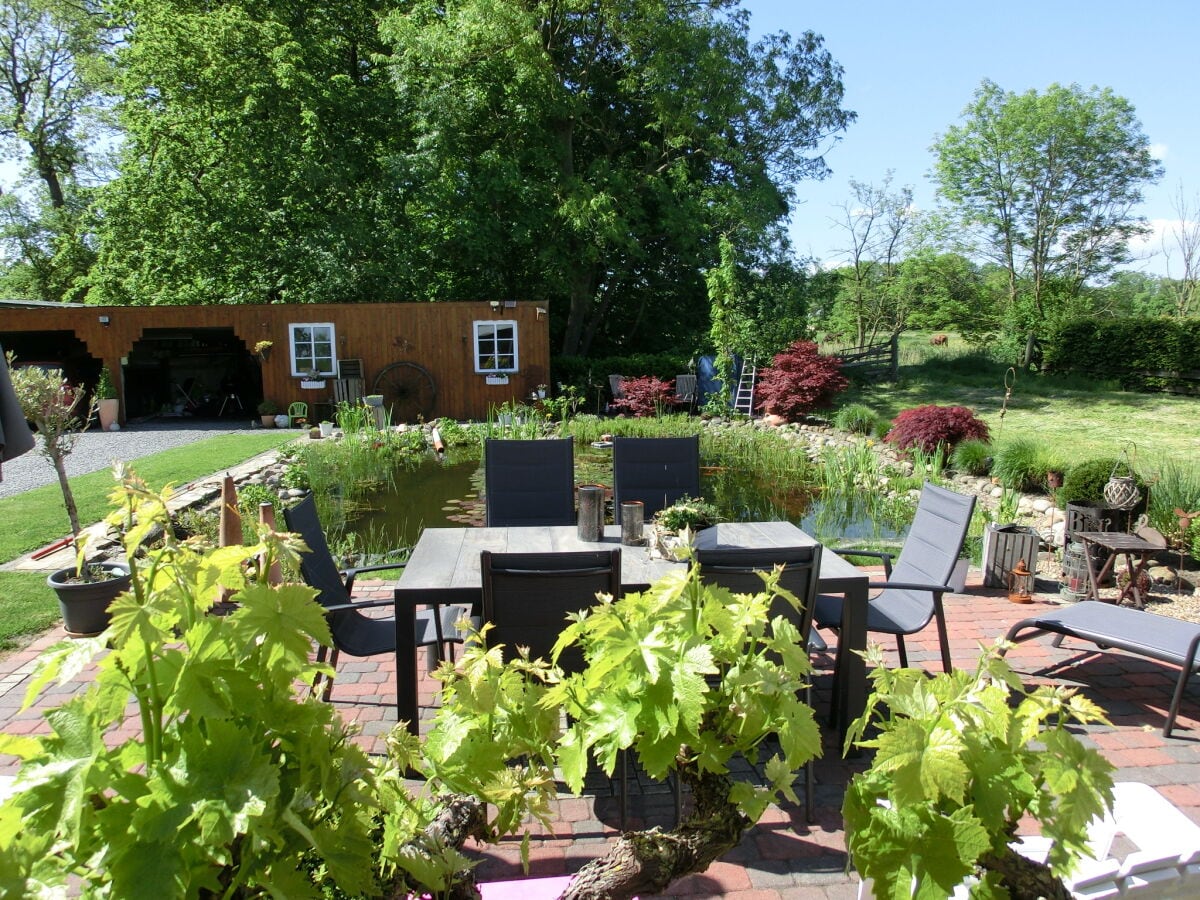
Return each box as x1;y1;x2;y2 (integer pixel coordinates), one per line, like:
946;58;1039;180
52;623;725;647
838;333;1200;466
0;430;296;563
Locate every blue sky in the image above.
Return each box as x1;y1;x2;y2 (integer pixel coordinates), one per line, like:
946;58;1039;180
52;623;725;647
742;0;1199;277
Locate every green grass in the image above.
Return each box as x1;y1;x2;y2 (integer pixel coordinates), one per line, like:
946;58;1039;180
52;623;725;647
0;571;61;651
837;332;1200;464
0;431;295;563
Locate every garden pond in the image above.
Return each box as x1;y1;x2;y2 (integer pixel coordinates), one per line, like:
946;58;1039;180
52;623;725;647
340;442;912;554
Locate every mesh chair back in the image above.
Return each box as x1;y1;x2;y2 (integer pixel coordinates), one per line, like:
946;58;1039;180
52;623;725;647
283;494;383;656
481;549;621;674
484;438;575;526
612;436;701;523
696;545;822;641
883;482;976;622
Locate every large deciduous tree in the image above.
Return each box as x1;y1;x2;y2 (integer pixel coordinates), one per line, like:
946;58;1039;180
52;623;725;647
0;0;116;301
931;80;1161;338
380;0;852;355
90;0;408;305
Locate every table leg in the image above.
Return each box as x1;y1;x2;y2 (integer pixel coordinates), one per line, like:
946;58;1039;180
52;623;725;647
833;581;869;745
394;589;421;736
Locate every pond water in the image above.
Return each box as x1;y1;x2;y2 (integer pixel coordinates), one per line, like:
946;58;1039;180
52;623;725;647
345;443;908;553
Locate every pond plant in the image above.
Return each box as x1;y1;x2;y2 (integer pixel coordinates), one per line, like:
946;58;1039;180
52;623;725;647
844;643;1114;899
0;471;823;900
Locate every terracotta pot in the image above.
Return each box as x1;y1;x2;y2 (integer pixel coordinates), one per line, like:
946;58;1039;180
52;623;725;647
97;398;119;431
260;415;276;427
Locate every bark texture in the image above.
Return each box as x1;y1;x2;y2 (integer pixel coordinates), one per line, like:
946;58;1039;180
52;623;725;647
560;767;751;900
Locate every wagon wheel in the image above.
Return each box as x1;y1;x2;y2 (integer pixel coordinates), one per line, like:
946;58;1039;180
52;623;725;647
373;361;436;423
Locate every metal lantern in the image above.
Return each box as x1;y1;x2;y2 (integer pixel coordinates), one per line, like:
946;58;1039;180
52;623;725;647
1007;558;1034;604
1060;542;1090;602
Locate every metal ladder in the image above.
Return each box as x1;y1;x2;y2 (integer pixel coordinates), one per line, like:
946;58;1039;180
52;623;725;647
733;358;757;416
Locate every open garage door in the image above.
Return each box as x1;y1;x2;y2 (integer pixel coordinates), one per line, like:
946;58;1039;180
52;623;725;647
125;328;260;420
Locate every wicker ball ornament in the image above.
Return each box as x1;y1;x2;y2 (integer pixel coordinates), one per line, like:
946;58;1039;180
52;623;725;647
1103;475;1141;511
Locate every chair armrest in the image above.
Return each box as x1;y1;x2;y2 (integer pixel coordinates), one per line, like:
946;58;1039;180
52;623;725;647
322;597;395;614
869;580;952;594
835;547;895;578
342;560;406;594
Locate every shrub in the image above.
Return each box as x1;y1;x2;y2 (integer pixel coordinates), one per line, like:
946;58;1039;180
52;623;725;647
950;438;992;476
753;341;849;422
884;404;990;454
991;438;1045;492
1060;456;1144;507
833;403;879;435
608;375;675;417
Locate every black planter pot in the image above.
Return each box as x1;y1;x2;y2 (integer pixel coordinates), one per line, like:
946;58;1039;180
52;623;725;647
47;563;132;636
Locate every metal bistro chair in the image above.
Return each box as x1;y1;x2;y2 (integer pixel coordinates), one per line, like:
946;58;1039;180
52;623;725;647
483;437;575;527
612;435;701;524
283;494;465;701
674;374;697;414
696;544;824;823
813;481;976;674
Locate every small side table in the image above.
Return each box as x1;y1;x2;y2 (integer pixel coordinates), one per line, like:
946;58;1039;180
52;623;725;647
1074;531;1162;609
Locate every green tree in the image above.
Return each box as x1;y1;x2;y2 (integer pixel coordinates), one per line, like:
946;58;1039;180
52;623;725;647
380;0;852;356
0;0;117;301
830;173;915;345
932;80;1162;336
897;249;986;332
90;0;409;305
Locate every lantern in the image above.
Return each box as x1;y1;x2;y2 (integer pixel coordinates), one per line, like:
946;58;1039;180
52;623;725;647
1007;558;1034;604
1060;542;1090;602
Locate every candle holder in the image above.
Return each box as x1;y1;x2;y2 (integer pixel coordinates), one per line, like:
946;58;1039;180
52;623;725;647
620;501;644;546
577;486;604;542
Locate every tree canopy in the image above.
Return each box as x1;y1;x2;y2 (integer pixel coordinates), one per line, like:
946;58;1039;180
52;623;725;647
931;79;1162;335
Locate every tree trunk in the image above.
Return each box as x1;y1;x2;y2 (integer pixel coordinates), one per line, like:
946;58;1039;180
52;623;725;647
559;767;751;900
978;848;1072;900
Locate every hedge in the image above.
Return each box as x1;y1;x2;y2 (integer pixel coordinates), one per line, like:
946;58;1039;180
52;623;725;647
1042;318;1200;392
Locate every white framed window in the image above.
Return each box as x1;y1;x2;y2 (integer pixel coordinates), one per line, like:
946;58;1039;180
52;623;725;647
473;320;519;373
289;323;337;377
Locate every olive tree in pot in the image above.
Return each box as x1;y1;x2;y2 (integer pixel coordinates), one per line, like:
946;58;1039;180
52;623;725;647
7;353;130;635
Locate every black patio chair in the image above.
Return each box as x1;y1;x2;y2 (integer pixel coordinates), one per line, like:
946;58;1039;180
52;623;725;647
480;548;621;675
612;435;701;524
696;544;824;822
283;494;464;701
812;481;976;673
483;437;576;527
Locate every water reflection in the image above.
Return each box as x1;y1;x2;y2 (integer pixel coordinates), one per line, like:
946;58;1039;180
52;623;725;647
346;444;907;551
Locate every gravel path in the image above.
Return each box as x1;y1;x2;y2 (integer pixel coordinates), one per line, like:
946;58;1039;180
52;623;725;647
0;418;257;499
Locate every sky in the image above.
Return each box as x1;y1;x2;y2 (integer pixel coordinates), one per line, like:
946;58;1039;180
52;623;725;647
741;0;1200;277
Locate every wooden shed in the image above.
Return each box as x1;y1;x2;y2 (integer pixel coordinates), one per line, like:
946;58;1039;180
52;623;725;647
0;300;550;425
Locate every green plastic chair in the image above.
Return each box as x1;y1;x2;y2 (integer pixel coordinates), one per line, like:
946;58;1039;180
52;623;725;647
288;401;308;428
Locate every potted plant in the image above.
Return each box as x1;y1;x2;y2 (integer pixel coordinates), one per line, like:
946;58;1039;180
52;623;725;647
95;366;119;431
256;398;279;427
7;353;130;635
319;420;335;438
843;643;1114;898
648;495;720;558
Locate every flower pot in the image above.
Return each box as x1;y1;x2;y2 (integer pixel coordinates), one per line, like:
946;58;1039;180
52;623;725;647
260;414;276;427
319;421;335;438
97;398;119;431
48;563;132;636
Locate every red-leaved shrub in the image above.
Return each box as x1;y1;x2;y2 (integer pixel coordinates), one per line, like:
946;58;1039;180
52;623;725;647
885;404;990;454
753;341;849;422
609;376;676;417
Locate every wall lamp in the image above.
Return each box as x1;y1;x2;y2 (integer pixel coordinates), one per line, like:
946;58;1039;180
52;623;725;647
98;315;110;327
489;300;501;312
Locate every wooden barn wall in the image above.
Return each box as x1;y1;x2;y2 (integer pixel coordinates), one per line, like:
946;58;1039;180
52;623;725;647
0;302;549;422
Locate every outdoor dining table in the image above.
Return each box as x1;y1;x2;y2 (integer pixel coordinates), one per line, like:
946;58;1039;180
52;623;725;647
394;522;870;744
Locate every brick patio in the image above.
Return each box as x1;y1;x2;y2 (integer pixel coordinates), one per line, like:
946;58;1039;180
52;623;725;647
3;572;1200;899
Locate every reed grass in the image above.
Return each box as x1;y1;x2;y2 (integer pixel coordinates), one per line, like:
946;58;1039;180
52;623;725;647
1145;455;1200;541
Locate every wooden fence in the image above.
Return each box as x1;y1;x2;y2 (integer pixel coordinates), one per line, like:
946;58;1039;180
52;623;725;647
833;334;898;381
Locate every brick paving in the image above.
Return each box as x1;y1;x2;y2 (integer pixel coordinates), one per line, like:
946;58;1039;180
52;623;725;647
3;573;1200;898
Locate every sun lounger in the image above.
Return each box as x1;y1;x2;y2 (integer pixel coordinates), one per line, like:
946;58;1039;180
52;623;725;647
1002;602;1200;738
